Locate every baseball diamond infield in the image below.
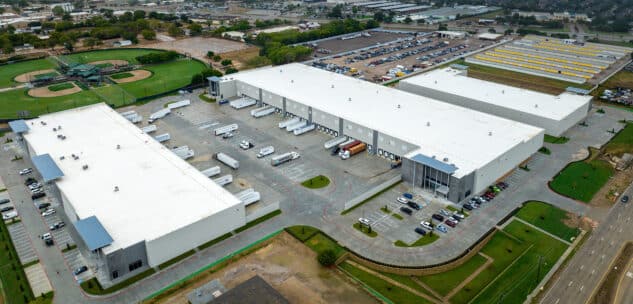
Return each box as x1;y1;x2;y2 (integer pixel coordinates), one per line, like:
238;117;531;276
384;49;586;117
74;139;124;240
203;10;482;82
110;70;152;83
28;82;82;98
14;69;58;83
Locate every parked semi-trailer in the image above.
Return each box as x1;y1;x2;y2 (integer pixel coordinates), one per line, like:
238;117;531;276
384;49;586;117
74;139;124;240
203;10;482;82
215;152;239;169
279;117;300;128
271;152;300;166
286;121;307;132
167;99;190;110
324;137;347;149
154;133;170;143
293;124;315;136
340;140;361;152
141;125;157;134
201;166;221;178
148;108;171;123
213;174;233;186
341;142;366;159
252;107;276;118
257;146;275;158
235;188;261;206
214;123;239;136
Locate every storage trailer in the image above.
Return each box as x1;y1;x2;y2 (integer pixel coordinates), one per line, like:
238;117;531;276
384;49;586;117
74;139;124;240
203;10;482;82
257;146;275;158
252;107;276;118
271;152;300;166
230;97;257;109
324;137;348;149
167;99;191;110
215;152;239;169
148;108;171;123
293;124;315;135
213;174;233;186
141;125;157;134
286;121;307;132
154;133;170;143
214;124;239;136
201;166;221;178
279;117;300;129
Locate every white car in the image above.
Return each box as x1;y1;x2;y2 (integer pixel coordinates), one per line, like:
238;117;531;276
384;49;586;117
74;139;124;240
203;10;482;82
19;168;32;175
31;188;44;195
41;233;52;240
2;211;18;220
358;218;371;226
41;208;56;217
439;209;451;217
452;212;465;219
28;183;42;190
420;221;434;230
396;197;408;204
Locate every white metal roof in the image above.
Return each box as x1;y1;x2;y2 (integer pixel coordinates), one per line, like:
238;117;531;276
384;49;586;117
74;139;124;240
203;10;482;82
400;67;592;121
24;103;242;254
227;63;543;178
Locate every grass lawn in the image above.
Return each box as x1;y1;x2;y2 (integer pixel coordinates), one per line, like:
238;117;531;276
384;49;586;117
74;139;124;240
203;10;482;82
394;233;439;247
549;157;614;202
64;49;161;65
603;123;633;156
0;59;56;88
81;268;156;295
515;201;580;241
539;147;551;155
47;82;75;92
94;63;113;68
339;262;434;304
419;254;488;296
470;221;568;304
459;59;591;95
119;59;206;99
28;291;54;304
0;88;106;119
391;213;404;220
109;72;134;80
301;175;330;189
285;225;319;242
34;72;58;79
0;219;35;304
353;223;378;238
544;134;570;144
197;232;232;251
198;93;215;103
304;233;346;258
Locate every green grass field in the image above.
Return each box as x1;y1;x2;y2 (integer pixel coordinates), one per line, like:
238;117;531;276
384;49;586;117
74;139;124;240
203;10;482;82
603;123;633;156
304;233;346;259
0;220;35;304
515;201;580;241
0;59;56;88
394;233;439;247
549;157;614;202
0;88;106;118
63;49;161;65
47;82;75;92
353;223;378;238
35;72;58;79
301;175;330;189
110;72;134;80
418;253;488;296
544;134;570;144
119;59;206;99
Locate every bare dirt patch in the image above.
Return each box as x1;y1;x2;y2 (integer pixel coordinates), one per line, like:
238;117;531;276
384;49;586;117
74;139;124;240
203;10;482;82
28;82;82;97
151;232;377;304
90;60;129;66
109;70;152;84
14;69;57;83
590;165;633;208
217;47;261;69
144;37;248;62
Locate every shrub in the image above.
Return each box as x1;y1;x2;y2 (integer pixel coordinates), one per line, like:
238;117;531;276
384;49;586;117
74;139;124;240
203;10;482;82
317;249;336;266
221;59;232;66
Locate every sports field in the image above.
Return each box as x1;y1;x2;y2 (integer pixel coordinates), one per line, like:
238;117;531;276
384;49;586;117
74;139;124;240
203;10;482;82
0;49;208;119
0;59;56;88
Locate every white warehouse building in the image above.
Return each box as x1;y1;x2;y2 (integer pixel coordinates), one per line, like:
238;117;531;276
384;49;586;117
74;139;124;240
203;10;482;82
208;63;545;202
398;67;592;137
16;103;245;283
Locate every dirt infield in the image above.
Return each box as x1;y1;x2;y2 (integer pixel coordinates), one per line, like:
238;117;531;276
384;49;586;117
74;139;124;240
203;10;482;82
90;60;129;66
14;69;57;83
109;69;152;84
28;82;82;97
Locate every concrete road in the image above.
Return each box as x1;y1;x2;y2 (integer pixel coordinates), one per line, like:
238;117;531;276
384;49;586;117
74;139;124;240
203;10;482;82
539;183;633;304
616;259;633;304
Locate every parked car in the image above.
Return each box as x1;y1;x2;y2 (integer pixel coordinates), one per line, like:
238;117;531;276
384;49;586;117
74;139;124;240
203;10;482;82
432;214;444;221
463;204;474;211
41;208;56;217
437;224;448;233
44;239;54;246
0;198;10;205
439;209;451;217
358;218;371;226
622;195;629;203
400;207;412;215
406;201;421;210
452;212;465;219
396;196;408;204
31;188;44;195
24;177;37;186
402;193;413;199
37;203;50;210
496;182;508;190
73;266;88;276
445;219;457;227
31;192;46;200
49;221;65;230
420;221;434;230
239;140;254;150
0;206;14;212
19;168;32;175
28;183;42;190
414;227;427;235
222;132;234;139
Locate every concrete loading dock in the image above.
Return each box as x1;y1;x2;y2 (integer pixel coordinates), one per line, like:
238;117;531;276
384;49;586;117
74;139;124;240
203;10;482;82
466;35;633;84
209;63;544;203
399;67;592;136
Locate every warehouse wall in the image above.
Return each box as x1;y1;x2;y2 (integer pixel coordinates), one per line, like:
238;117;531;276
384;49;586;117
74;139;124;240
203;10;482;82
285;98;309;118
377;132;416;158
311;108;340;131
236;81;260;100
342;120;373;143
261;89;283;109
145;203;246;267
59;189;79;223
105;241;149;281
217;80;237;99
473;130;544;193
398;82;589;137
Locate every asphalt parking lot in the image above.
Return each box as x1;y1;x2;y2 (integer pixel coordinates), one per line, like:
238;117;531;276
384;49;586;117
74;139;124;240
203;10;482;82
7;222;39;265
309;30;413;59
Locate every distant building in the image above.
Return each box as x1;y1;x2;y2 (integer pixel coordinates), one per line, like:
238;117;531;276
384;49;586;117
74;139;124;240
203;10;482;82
50;2;74;13
222;31;245;41
477;32;503;41
211;276;288;304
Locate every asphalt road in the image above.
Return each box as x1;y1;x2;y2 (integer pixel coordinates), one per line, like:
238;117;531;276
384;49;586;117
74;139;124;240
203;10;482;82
540;183;633;304
616;259;633;304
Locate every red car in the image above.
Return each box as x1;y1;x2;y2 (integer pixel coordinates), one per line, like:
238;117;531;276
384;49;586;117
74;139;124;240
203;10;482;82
444;219;457;227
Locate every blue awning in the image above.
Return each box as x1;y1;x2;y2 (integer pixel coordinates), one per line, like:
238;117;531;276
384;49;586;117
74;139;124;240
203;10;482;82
31;154;64;182
8;120;29;133
74;216;113;251
409;154;458;174
207;76;221;82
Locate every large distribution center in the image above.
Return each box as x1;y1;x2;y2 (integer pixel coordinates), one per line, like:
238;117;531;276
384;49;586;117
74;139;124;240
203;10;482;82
398;67;592;136
209;63;544;202
20;103;246;282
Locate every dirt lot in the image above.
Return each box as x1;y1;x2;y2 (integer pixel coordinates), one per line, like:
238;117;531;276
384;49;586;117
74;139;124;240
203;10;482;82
214;46;262;70
14;69;57;83
110;69;152;84
311;31;413;58
144;37;249;63
153;232;377;304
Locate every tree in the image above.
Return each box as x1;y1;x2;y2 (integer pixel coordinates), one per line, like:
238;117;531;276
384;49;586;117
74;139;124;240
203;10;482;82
373;11;385;22
188;23;202;36
62;13;72;21
328;5;343;18
504;29;514;35
206;51;214;58
404;17;412;24
83;37;99;48
438;23;448;31
52;6;64;17
225;67;238;74
317;250;336;266
141;29;156;40
212;55;221;62
168;24;183;37
133;10;146;20
128;0;139;6
64;41;73;52
221;59;232;66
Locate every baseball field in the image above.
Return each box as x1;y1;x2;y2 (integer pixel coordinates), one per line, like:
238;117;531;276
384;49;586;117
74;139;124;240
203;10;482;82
0;49;207;119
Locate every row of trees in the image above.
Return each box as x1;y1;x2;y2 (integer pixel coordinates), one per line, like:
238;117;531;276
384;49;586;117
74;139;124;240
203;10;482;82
135;51;179;64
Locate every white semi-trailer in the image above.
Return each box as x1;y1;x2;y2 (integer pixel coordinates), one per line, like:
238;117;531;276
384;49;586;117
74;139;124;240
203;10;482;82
167;99;190;110
324;137;347;149
278;117;300;128
154;133;170;143
214;123;239;136
201;166;221;178
213;174;233;186
148;108;171;123
286;121;307;132
215;152;239;169
293;124;315;136
271;152;300;166
256;146;275;158
141;125;157;134
252;107;276;118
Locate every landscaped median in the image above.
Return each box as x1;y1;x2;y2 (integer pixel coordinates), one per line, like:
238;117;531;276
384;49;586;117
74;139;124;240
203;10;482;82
81;268;157;295
394;233;439;247
301;175;330;189
549;148;614;202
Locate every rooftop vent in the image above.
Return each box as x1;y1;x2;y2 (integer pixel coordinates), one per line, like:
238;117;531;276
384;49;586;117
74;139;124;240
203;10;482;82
331;84;335;88
57;134;66;140
502;90;505;94
291;79;294;83
432;155;436;159
82;165;88;170
116;144;121;150
534;104;538;108
426;121;430;127
348;97;352;101
397;104;401;109
57;125;61;130
443;157;449;162
114;186;119;192
434;80;437;84
71;154;79;160
488;131;493;136
52;127;57;132
59;156;65;160
40;121;47;126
